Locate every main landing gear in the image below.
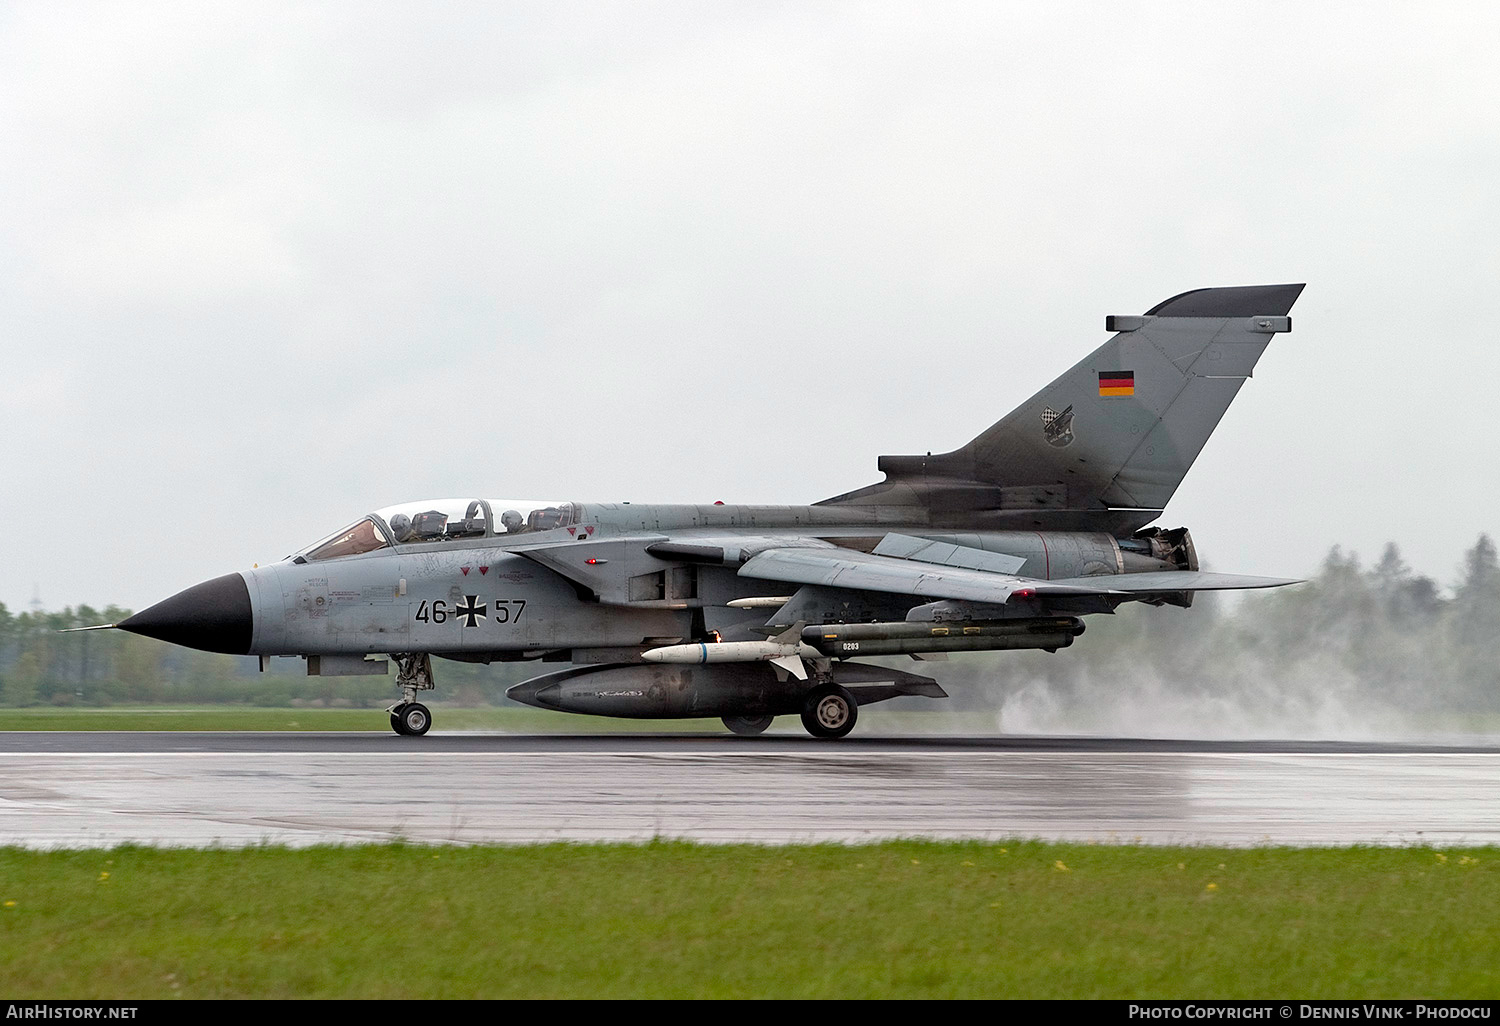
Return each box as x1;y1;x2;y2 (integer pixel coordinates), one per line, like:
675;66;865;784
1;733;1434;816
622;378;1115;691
388;653;435;737
722;715;774;736
800;683;858;739
719;686;860;739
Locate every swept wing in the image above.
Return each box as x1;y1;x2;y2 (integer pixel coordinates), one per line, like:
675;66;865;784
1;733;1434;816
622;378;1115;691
737;545;1296;605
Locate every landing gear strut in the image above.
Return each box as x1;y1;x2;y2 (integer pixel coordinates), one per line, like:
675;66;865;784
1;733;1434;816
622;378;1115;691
388;653;435;737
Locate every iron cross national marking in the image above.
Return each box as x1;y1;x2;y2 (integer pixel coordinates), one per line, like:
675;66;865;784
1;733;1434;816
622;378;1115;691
455;594;488;628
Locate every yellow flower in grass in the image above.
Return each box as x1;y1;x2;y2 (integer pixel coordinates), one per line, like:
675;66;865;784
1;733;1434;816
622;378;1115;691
1053;861;1070;872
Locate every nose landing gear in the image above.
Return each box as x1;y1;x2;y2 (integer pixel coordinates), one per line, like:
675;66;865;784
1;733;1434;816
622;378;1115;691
387;653;435;737
390;702;432;736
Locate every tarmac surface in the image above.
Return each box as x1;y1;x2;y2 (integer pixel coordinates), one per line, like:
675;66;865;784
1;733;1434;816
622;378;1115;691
2;732;1498;849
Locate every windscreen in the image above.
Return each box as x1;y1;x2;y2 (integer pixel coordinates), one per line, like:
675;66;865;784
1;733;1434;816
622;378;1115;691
303;518;390;561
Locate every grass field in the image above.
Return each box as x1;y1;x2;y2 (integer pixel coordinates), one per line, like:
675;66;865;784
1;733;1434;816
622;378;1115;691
0;840;1496;998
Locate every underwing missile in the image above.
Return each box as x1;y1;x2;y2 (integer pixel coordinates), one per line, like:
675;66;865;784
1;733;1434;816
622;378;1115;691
641;637;821;680
641;639;822;665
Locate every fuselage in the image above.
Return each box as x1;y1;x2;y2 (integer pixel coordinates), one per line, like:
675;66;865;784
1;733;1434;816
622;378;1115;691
215;498;1182;660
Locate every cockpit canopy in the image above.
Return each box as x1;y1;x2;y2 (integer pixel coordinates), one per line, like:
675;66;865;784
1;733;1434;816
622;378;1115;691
297;498;578;562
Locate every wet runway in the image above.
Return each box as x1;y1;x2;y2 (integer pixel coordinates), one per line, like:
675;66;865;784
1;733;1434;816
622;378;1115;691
2;732;1498;849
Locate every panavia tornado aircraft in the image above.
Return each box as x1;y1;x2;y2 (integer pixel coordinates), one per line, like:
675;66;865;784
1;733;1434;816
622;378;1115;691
97;283;1304;738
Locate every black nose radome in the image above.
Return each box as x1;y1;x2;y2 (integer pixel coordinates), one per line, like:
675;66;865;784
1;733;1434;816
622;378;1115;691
119;573;253;655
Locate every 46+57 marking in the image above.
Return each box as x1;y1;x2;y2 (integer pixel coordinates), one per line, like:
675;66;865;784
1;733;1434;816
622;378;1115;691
414;598;526;627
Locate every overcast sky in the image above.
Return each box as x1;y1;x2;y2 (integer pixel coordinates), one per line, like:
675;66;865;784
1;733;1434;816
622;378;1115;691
3;2;1498;613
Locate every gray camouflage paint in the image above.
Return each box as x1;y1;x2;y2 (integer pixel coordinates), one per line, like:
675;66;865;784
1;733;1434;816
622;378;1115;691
121;285;1306;735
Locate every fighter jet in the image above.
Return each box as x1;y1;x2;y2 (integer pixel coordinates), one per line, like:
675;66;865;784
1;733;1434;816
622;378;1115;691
99;284;1305;738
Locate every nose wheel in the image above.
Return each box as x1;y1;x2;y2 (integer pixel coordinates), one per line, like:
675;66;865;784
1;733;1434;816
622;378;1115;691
388;653;436;736
390;702;432;736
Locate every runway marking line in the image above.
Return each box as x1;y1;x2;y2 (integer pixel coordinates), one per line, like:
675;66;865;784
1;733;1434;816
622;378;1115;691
0;750;1498;764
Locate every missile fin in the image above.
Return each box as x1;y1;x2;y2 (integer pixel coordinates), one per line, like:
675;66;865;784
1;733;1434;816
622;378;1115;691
769;621;806;645
771;654;808;681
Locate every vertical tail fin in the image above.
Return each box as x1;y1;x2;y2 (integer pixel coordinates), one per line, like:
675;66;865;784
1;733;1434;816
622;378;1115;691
821;284;1304;522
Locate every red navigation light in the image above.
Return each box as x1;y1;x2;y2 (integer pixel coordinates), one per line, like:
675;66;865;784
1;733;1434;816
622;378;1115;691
713;500;724;505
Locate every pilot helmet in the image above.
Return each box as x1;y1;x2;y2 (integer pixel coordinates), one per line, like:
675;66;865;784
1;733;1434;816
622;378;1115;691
501;509;524;532
388;512;413;542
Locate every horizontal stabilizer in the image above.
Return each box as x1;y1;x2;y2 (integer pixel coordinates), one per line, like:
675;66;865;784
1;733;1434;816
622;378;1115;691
1044;571;1301;594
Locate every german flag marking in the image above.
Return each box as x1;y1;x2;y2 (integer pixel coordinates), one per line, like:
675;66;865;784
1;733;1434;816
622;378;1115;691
1098;370;1135;397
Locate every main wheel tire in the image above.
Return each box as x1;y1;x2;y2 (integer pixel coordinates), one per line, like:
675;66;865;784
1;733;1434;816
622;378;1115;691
722;715;774;736
390;704;410;736
397;702;431;737
800;684;857;739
